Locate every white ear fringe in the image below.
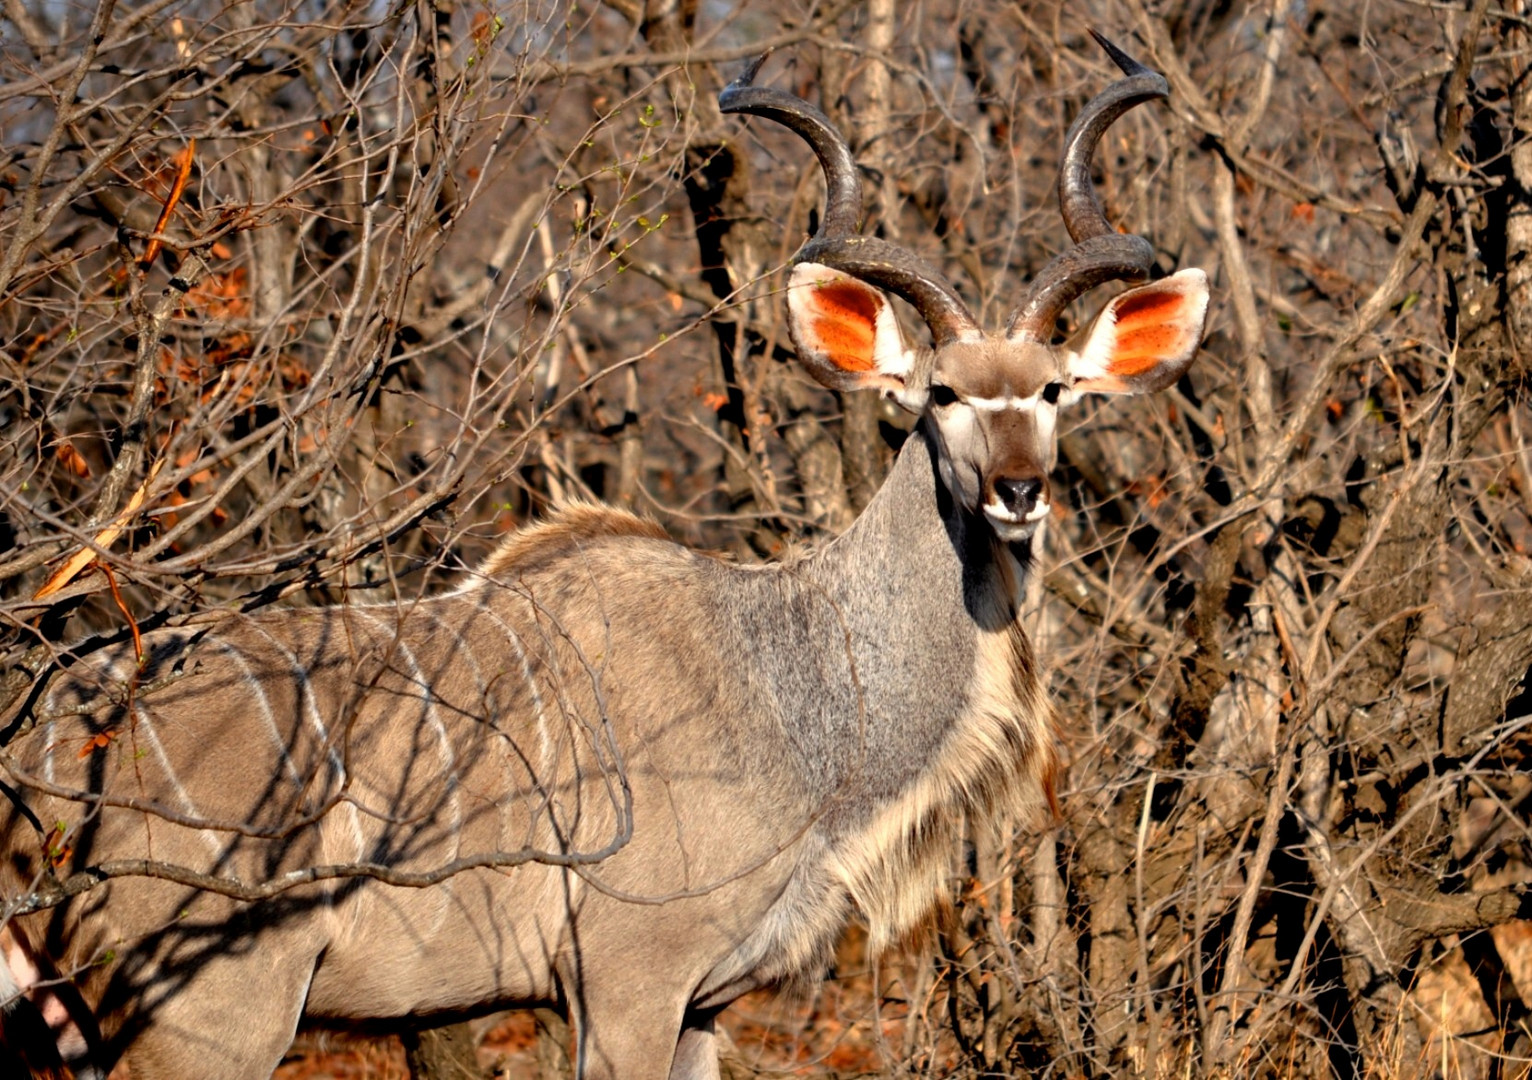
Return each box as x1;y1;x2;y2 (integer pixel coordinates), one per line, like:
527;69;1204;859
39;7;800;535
789;263;913;381
1066;268;1209;393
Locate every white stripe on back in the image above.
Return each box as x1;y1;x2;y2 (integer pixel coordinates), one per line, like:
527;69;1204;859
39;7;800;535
131;703;225;859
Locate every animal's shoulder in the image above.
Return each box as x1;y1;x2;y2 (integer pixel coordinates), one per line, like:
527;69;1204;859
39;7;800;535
478;502;674;579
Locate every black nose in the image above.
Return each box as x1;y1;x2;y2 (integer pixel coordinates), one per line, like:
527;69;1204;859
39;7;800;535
994;476;1044;516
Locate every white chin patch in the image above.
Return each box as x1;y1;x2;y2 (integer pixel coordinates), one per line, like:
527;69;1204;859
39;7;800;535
989;520;1037;542
986;502;1047;542
983;500;1049;541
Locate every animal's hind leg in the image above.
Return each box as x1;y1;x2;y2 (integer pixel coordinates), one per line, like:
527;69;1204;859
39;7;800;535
118;943;321;1080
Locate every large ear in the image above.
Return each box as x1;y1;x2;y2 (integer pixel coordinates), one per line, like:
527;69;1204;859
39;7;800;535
1064;269;1209;395
787;262;915;398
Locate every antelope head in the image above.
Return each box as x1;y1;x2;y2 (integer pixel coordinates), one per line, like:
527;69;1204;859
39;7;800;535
721;33;1210;542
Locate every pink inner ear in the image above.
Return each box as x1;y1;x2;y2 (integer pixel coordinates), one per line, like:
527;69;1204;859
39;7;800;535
806;281;881;372
1107;290;1193;376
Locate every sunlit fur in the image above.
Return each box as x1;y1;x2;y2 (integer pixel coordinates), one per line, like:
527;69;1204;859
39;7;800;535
1;457;1059;1080
0;251;1202;1080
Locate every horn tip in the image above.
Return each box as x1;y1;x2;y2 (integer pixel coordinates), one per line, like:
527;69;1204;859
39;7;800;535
723;51;774;97
1087;29;1155;79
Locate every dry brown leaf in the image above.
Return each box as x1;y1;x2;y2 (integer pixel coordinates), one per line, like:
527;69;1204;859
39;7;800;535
33;457;166;600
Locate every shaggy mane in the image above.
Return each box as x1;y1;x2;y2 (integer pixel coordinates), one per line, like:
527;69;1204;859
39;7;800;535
479;502;670;578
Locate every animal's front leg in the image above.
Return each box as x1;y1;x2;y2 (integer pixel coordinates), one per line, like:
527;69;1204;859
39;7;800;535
668;1012;722;1080
564;972;691;1080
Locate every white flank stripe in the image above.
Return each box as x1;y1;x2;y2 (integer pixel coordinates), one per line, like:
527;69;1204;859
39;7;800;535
352;609;462;934
133;704;224;859
353;609;462;832
476;589;552;785
244;622;365;862
244;622;346;785
465;587;529;848
423;607;487;819
41;719;55;785
211;638;302;787
210;635;348;932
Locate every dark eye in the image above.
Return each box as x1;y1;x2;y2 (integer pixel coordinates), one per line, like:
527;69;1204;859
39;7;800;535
1041;382;1064;405
930;384;959;407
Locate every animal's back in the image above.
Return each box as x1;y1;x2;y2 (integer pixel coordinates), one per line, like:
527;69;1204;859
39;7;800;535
1;505;813;1053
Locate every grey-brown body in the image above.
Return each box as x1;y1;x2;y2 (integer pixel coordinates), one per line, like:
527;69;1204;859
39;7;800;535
1;428;1052;1080
1;38;1210;1080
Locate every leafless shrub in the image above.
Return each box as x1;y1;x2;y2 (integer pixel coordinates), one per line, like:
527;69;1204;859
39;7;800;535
3;0;1531;1076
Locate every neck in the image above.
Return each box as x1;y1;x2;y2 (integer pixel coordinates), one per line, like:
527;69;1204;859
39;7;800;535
745;423;1053;953
807;425;1030;627
774;424;1034;799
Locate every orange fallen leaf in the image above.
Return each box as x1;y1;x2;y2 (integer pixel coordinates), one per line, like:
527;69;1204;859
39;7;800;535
140;139;195;269
77;729;118;759
34;457;166;600
471;9;494;45
56;440;91;477
44;823;72;869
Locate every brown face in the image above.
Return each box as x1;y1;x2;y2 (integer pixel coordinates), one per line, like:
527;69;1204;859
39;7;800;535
731;34;1211;546
923;340;1066;542
785;262;1210;543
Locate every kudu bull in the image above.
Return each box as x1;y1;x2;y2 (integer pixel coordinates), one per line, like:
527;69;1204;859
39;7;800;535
1;36;1208;1080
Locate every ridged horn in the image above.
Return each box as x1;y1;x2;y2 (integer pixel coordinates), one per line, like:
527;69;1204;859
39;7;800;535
720;56;981;348
1007;31;1168;343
